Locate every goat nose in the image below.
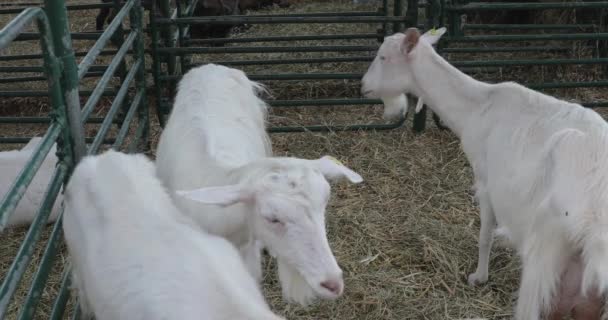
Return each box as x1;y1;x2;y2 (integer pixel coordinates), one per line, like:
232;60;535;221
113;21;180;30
320;280;343;296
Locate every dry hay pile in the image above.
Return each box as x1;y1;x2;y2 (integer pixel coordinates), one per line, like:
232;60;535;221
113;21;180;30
1;0;608;319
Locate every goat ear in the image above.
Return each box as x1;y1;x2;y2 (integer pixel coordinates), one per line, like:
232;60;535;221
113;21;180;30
315;156;363;184
176;184;254;207
420;27;447;46
401;28;421;54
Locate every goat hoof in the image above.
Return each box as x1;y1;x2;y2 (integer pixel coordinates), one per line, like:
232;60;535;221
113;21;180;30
467;272;488;286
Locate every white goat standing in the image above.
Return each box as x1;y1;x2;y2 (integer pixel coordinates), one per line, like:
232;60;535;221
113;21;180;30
1;137;61;229
361;27;608;319
63;150;286;320
155;63;363;306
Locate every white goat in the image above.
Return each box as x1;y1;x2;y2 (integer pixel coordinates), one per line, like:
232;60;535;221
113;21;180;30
361;27;608;319
1;137;61;229
63;150;286;320
155;63;363;306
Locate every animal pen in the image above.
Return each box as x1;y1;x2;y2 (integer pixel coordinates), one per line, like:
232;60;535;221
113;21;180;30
0;0;607;319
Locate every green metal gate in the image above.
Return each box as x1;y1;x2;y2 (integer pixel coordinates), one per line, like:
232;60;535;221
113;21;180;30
0;0;148;318
150;0;608;134
0;0;143;145
150;0;439;133
438;1;608;107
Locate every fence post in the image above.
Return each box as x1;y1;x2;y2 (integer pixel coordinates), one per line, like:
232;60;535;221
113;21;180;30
131;0;150;151
393;0;404;33
378;0;389;41
404;0;428;133
150;0;166;126
111;0;132;127
44;0;85;165
449;0;463;37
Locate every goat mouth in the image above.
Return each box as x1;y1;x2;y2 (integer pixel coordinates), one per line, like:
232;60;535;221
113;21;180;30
314;283;343;300
361;90;375;98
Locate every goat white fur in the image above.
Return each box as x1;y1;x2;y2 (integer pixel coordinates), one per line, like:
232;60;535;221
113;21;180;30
155;63;363;306
361;27;608;319
62;150;285;320
1;137;61;229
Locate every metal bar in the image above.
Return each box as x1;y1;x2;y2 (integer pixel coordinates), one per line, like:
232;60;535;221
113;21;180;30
176;0;186;75
269;117;406;133
128;110;148;153
441;46;572;53
196;56;373;67
160;72;364;82
0;7;45;47
583;101;608;107
14;32;102;41
81;31;138;122
113;90;143;150
451;58;608;67
0;3;112;14
0;49;138;61
269;98;383;107
150;0;165;127
0;117;113;124
0;164;67;316
447;2;608;11
45;0;86;162
89;59;141;154
405;0;426;133
527;81;608;89
180;0;197;36
8;29;154;42
0;72;104;84
109;0;131;142
155;15;413;25
250;11;383;17
156;98;386;113
379;0;388;37
48;267;71;320
0;137;117;144
185;33;381;45
78;0;134;81
0;2;42;6
131;0;149;152
70;302;82;320
17;210;64;320
463;23;596;30
158;0;177;83
0;125;60;230
0;65;108;72
447;33;608;42
0;89;117;97
157;45;377;54
0;2;113;13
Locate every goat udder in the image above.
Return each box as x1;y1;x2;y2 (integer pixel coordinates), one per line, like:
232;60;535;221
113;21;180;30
547;254;605;320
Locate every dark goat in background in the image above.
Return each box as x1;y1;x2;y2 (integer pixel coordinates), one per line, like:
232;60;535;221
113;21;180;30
190;0;240;40
96;0;157;31
96;0;290;39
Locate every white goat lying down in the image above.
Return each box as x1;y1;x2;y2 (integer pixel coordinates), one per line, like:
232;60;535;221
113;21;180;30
63;150;286;320
361;27;608;319
156;63;363;306
1;137;61;229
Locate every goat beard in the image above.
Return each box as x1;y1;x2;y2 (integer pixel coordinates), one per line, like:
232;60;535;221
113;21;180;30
380;94;424;121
